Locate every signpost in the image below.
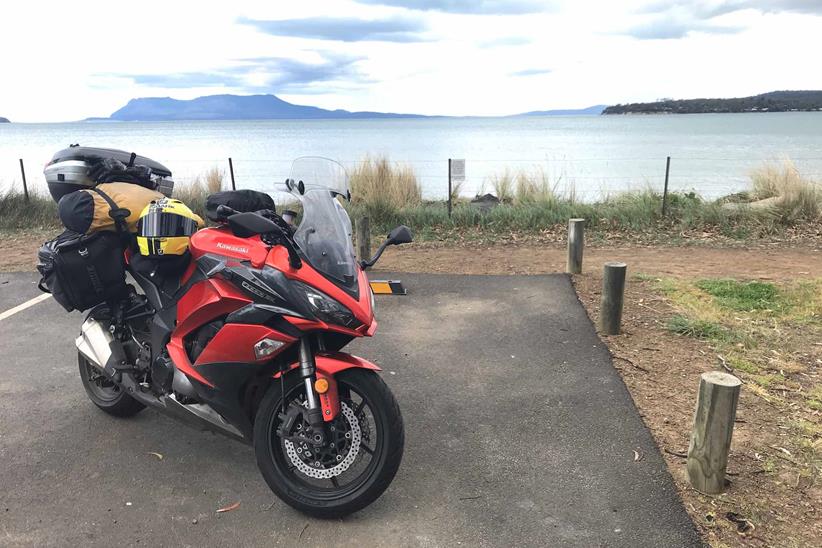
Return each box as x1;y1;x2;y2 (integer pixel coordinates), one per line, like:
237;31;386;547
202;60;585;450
448;158;465;217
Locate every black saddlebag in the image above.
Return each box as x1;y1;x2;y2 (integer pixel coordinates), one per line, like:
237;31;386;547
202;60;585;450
205;190;275;222
36;230;128;312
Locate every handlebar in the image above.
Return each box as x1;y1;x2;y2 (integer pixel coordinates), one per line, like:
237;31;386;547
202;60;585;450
216;204;240;218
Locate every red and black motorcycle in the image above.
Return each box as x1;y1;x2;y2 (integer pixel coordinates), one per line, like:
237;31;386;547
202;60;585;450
76;158;410;517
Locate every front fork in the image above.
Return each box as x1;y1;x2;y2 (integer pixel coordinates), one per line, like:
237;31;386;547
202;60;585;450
298;337;327;445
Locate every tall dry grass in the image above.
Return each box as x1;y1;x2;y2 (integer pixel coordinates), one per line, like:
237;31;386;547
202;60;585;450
514;169;561;206
487;170;515;203
172;166;224;218
749;159;821;223
349;156;422;221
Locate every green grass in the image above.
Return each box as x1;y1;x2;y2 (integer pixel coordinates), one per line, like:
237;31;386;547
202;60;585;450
695;279;781;311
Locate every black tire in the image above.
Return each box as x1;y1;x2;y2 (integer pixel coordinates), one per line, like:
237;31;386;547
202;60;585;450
78;353;146;418
254;368;404;518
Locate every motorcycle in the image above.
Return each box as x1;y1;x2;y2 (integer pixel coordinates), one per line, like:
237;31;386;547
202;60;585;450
75;157;411;517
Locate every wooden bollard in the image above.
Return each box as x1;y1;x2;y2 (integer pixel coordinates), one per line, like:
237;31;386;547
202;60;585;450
566;218;585;274
600;262;627;335
687;372;742;494
356;216;371;262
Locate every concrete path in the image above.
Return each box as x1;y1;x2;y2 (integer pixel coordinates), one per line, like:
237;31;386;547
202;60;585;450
0;271;700;547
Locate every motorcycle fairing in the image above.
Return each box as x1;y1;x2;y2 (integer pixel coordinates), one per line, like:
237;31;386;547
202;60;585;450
193;323;296;366
168;276;252;387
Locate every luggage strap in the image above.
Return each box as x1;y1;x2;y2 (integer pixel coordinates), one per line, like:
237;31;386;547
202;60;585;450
90;187;130;235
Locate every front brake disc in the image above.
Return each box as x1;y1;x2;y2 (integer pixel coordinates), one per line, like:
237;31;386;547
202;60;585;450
283;402;361;479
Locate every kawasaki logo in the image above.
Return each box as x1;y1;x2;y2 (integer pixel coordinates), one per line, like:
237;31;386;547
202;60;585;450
217;242;249;254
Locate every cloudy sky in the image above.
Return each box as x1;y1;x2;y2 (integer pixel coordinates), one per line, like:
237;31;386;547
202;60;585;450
2;0;821;121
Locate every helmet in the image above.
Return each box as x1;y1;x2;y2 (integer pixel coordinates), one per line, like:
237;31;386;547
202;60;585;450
136;198;202;257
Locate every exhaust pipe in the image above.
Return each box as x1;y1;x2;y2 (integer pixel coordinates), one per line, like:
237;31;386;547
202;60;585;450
76;317;114;370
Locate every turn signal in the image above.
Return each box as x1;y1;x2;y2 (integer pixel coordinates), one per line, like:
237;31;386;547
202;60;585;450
314;378;329;394
254;338;284;360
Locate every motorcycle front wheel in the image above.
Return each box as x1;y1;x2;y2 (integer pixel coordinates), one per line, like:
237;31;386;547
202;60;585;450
253;368;404;518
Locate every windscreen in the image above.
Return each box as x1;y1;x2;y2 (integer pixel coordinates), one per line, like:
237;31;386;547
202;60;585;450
288;158;357;290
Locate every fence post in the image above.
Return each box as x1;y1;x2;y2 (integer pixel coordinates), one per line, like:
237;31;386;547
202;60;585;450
356;216;371;262
228;157;236;191
661;156;671;216
687;372;742;494
600;262;627;335
566;218;585;274
447;158;452;218
19;159;29;202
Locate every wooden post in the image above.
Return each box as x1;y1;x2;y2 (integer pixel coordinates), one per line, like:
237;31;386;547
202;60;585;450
356;216;371;262
447;158;452;218
600;262;627;335
661;156;671;216
566;218;585;274
228;157;236;191
19;159;29;202
687;371;742;494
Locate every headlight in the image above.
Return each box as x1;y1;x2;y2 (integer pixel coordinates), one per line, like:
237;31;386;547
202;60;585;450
292;281;361;329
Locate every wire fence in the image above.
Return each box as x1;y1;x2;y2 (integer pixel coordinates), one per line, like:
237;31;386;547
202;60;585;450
4;155;822;203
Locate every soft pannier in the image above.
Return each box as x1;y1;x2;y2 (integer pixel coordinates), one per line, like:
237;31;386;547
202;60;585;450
37;230;127;312
205;190;275;222
58;182;164;234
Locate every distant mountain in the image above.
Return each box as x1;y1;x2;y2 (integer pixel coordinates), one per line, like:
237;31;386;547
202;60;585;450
106;94;429;121
515;105;607;116
95;93;609;121
0;117;9;123
603;91;822;115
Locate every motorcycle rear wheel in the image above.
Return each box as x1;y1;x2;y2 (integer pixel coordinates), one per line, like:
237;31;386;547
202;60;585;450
253;368;404;518
78;353;146;417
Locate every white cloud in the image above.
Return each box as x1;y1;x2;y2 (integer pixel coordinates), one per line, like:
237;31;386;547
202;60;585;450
0;0;820;121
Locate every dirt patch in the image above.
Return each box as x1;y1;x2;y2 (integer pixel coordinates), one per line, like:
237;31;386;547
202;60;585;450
573;273;820;547
0;229;54;273
374;241;822;280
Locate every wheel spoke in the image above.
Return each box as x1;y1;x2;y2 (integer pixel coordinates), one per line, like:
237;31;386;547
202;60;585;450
360;443;374;455
329;476;339;488
354;399;366;417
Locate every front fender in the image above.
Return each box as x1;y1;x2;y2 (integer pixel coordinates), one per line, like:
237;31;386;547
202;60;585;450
315;352;382;375
274;352;381;421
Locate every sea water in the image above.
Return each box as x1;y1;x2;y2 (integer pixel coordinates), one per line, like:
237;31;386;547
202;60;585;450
2;112;821;200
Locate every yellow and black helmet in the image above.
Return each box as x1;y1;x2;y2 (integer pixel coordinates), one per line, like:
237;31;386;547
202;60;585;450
136;198;203;257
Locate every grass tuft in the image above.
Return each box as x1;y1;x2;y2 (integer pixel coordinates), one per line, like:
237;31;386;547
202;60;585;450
0;190;59;230
749;159;821;223
349;156;422;224
666;315;730;341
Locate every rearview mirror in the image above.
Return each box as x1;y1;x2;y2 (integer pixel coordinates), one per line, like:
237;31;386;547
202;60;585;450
387;225;413;245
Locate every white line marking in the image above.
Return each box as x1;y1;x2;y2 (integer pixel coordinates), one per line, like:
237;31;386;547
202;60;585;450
0;293;52;321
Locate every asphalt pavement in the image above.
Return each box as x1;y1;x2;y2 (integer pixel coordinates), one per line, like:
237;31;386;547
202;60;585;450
0;271;701;547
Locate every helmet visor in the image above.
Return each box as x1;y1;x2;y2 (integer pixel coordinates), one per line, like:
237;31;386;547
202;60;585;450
139;209;199;238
